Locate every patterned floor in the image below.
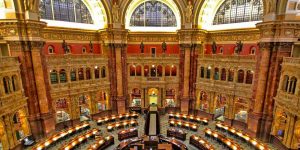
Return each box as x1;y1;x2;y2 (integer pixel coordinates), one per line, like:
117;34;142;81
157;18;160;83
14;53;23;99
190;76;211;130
28;114;278;150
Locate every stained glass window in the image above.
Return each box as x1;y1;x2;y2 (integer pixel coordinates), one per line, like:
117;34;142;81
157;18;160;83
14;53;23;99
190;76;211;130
130;1;177;27
40;0;93;24
213;0;263;25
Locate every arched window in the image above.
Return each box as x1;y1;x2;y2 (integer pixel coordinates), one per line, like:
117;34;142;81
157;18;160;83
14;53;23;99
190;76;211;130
157;65;163;77
70;69;77;81
59;69;67;83
3;77;10;94
200;67;205;78
213;0;263;25
136;65;142;76
130;1;177;27
12;75;18;91
214;68;220;80
171;66;177;76
289;77;297;94
165;65;171;76
228;69;234;82
40;0;93;24
282;75;289;92
246;70;254;84
50;70;58;84
78;68;84;80
238;70;245;83
144;65;149;77
86;68;91;80
95;67;100;79
221;68;226;81
82;47;87;53
207;67;211;79
101;66;106;78
48;45;55;54
130;65;136;76
250;47;256;55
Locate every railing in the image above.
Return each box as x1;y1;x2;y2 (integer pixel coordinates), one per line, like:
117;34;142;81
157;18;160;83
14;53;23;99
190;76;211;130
0;56;19;66
127;53;179;57
50;78;110;89
128;76;179;83
199;54;256;62
283;57;300;65
46;54;108;66
276;91;299;107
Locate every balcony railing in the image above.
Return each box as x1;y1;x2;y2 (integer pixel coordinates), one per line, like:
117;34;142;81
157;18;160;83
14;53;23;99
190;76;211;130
275;90;300;115
127;53;179;57
128;76;179;83
0;56;19;67
199;54;256;62
46;54;108;66
50;78;110;90
283;57;300;66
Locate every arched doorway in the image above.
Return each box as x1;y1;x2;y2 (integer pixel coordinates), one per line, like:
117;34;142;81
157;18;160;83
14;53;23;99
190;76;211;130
55;98;70;123
214;94;226;121
148;88;159;105
131;88;141;107
0;120;8;150
272;108;288;141
78;95;91;121
12;110;30;141
165;89;176;107
96;91;109;112
234;98;248;123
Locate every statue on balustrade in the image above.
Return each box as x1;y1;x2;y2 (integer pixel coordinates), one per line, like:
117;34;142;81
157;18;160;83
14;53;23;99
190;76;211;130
62;40;68;54
112;2;120;23
212;41;217;54
185;1;193;23
140;42;144;53
235;40;243;54
162;41;167;53
89;41;93;53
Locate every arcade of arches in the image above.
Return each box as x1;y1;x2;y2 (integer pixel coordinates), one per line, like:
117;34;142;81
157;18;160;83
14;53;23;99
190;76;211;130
0;0;300;149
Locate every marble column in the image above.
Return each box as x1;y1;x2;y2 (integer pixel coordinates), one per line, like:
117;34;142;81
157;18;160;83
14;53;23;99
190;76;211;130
180;44;191;113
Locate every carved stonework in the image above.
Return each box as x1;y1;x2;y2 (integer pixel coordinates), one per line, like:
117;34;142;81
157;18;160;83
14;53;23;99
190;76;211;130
207;29;260;42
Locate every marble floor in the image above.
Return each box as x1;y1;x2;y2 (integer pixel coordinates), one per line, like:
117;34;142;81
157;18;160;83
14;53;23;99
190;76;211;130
28;114;278;150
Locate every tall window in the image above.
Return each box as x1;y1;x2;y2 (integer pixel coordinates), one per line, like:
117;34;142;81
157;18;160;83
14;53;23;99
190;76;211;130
12;75;18;91
70;69;76;81
130;1;177;27
101;66;106;78
59;69;67;83
213;0;263;25
86;68;91;80
40;0;93;24
95;67;100;79
50;70;58;84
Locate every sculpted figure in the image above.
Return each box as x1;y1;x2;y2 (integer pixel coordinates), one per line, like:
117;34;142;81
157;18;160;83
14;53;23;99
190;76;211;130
89;41;93;53
235;40;243;54
62;40;68;53
140;42;144;53
185;1;193;23
212;41;217;54
112;2;120;23
162;41;167;53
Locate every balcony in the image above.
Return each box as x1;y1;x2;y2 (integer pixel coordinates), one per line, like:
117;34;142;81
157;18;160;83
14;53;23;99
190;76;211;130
198;54;256;66
0;56;19;67
46;54;108;67
275;90;300;116
282;57;300;67
127;53;180;63
196;78;253;98
128;76;179;84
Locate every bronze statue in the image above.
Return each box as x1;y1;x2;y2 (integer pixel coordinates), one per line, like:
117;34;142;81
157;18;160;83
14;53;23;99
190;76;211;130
89;41;93;53
140;42;144;53
162;41;167;53
235;40;243;54
212;41;217;54
62;40;68;54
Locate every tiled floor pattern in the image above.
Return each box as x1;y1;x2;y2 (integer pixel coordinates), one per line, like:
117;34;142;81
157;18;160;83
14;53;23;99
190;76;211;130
28;115;278;150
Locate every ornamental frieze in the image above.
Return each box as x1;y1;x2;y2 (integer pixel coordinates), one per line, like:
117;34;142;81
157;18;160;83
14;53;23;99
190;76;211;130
42;28;99;41
128;33;178;42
